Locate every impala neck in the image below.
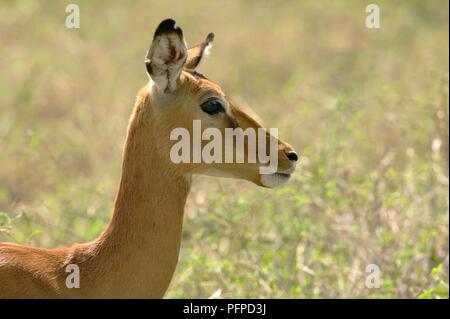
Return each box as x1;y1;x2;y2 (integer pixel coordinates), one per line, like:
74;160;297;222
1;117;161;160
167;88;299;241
88;95;190;297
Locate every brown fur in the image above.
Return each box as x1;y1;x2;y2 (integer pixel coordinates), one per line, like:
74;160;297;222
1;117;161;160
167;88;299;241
0;20;296;298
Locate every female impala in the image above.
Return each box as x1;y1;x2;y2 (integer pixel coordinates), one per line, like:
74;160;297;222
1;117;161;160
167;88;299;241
0;19;298;298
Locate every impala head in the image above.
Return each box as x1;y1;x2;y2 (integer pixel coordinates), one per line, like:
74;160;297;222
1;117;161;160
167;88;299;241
144;19;298;188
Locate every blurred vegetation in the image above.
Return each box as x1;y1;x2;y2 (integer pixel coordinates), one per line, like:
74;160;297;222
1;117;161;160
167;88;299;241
0;0;448;298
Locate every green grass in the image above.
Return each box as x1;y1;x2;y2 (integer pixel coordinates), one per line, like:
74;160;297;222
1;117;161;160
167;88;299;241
0;0;448;298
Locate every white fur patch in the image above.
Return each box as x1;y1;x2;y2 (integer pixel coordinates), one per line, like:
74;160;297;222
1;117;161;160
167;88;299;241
203;43;212;57
260;173;291;188
260;162;296;188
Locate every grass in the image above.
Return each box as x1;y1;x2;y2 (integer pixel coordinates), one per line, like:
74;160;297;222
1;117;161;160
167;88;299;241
0;0;448;298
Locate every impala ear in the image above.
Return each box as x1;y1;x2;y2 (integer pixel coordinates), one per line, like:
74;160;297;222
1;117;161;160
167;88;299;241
184;32;214;70
145;19;187;93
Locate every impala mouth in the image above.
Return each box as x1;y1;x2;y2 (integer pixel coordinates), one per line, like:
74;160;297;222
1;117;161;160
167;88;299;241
260;171;292;188
275;172;291;178
259;161;296;188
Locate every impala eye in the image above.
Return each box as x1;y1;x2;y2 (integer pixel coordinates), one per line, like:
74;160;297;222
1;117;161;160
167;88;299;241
200;98;224;115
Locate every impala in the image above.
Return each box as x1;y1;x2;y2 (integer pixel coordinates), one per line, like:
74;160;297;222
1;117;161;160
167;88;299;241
0;19;298;298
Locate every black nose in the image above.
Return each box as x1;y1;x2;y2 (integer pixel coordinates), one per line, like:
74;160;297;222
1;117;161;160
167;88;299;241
285;150;298;162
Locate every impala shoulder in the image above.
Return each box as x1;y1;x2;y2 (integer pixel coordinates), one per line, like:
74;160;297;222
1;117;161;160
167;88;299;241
0;242;65;269
0;243;70;297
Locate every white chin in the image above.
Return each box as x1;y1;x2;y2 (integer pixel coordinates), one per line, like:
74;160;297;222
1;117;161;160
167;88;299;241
260;173;291;188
